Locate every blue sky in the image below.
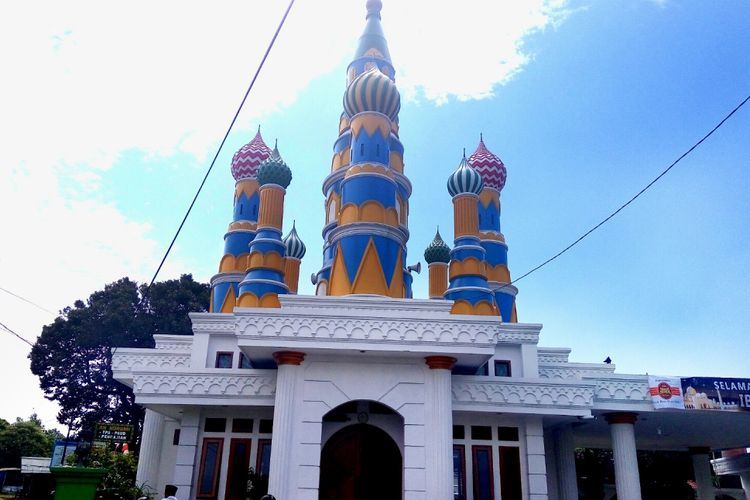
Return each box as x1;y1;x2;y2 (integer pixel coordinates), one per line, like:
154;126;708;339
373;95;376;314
1;0;748;428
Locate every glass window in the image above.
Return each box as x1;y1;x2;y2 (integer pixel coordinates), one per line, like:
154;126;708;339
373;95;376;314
494;360;512;377
259;419;273;434
256;439;272;477
499;446;522;500
215;352;233;369
239;353;252;369
197;438;223;498
470;426;492;440
472;445;494;500
226;439;252;500
475;363;489;376
453;445;466;500
204;418;226;433
452;425;465;440
231;418;253;433
172;429;180;446
497;426;519;441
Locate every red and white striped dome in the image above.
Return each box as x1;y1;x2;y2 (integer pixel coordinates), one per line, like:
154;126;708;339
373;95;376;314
468;135;507;192
231;127;272;181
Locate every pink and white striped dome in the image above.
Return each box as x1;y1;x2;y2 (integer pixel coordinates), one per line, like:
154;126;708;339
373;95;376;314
231;127;272;181
468;135;507;192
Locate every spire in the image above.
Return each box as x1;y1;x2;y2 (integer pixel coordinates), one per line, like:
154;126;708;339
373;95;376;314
355;0;391;62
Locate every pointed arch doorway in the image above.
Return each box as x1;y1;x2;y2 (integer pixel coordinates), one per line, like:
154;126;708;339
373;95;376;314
319;423;402;500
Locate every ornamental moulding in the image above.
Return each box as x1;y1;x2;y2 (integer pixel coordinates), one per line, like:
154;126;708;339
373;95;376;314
132;371;276;398
452;377;596;410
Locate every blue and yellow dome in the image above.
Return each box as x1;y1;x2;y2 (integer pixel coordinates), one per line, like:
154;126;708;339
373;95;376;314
447;153;484;197
283;223;306;260
424;229;451;264
343;66;400;121
257;142;292;188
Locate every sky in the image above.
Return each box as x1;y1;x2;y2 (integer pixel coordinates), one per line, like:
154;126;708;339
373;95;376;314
1;0;748;430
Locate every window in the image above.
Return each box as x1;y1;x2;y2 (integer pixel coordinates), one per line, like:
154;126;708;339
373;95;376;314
472;445;494;500
497;427;519;441
259;419;273;434
172;429;181;446
470;426;492;441
239;353;252;369
452;425;465;440
215;352;233;369
494;360;512;377
256;439;272;477
376;143;380;157
360;143;365;156
499;446;522;500
252;205;258;218
453;445;466;500
196;438;224;499
476;363;489;376
231;418;253;433
204;418;226;433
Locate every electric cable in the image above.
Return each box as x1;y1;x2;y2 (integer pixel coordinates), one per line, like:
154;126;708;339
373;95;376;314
498;94;750;291
148;0;296;287
0;320;34;347
0;285;56;316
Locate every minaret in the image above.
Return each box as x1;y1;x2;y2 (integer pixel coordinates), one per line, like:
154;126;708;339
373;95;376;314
314;0;411;298
424;229;451;299
283;222;306;294
237;143;293;308
444;154;499;316
209;127;271;313
468;135;517;322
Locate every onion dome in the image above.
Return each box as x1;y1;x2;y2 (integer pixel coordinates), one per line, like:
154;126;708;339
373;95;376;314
343;66;400;121
468;134;507;191
283;222;306;260
231;126;272;180
257;141;292;188
447;152;484;197
424;229;450;264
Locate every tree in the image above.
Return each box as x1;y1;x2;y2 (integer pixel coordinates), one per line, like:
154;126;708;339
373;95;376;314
29;275;209;435
0;414;61;468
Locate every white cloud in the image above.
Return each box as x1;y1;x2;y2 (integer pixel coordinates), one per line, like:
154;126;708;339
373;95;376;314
0;0;570;427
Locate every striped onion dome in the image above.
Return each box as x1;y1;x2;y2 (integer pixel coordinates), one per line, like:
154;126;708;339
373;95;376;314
343;66;400;121
231;126;272;180
424;229;450;264
468;134;507;191
447;152;484;197
283;222;306;260
257;141;292;189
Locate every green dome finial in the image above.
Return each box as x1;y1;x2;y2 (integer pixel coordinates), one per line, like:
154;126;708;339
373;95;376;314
424;228;451;264
257;140;292;188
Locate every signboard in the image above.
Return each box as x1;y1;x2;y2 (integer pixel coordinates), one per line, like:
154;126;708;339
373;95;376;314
681;377;750;411
94;423;134;443
648;375;684;410
50;440;77;467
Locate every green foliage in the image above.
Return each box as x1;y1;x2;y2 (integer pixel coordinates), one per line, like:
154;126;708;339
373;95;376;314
29;275;209;433
0;414;60;468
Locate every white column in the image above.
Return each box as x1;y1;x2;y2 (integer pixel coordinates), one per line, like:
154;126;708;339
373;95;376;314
606;413;641;500
267;351;305;499
173;408;200;500
425;356;456;500
739;470;750;499
555;425;579;500
526;417;549;500
136;409;165;494
689;447;714;500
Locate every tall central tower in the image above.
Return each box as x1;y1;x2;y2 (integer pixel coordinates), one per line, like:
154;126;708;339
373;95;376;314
314;0;412;298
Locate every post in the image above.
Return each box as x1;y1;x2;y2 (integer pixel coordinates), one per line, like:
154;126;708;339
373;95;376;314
136;409;165;494
555;425;579;500
605;412;641;500
267;351;305;498
689;447;714;500
425;356;456;499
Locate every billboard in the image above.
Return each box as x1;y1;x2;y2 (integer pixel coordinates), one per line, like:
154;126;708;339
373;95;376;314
648;375;684;410
94;423;134;443
681;377;750;411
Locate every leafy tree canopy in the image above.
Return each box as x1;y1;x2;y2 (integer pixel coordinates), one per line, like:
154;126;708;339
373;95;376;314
0;414;62;468
29;275;209;433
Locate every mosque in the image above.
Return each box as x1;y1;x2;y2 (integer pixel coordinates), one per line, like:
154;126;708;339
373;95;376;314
113;1;750;499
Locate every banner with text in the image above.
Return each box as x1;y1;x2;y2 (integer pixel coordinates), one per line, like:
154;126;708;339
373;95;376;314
648;375;684;410
681;377;750;411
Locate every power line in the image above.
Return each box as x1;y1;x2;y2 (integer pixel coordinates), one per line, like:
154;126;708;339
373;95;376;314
0;320;34;347
149;0;297;287
0;285;56;316
502;93;750;290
